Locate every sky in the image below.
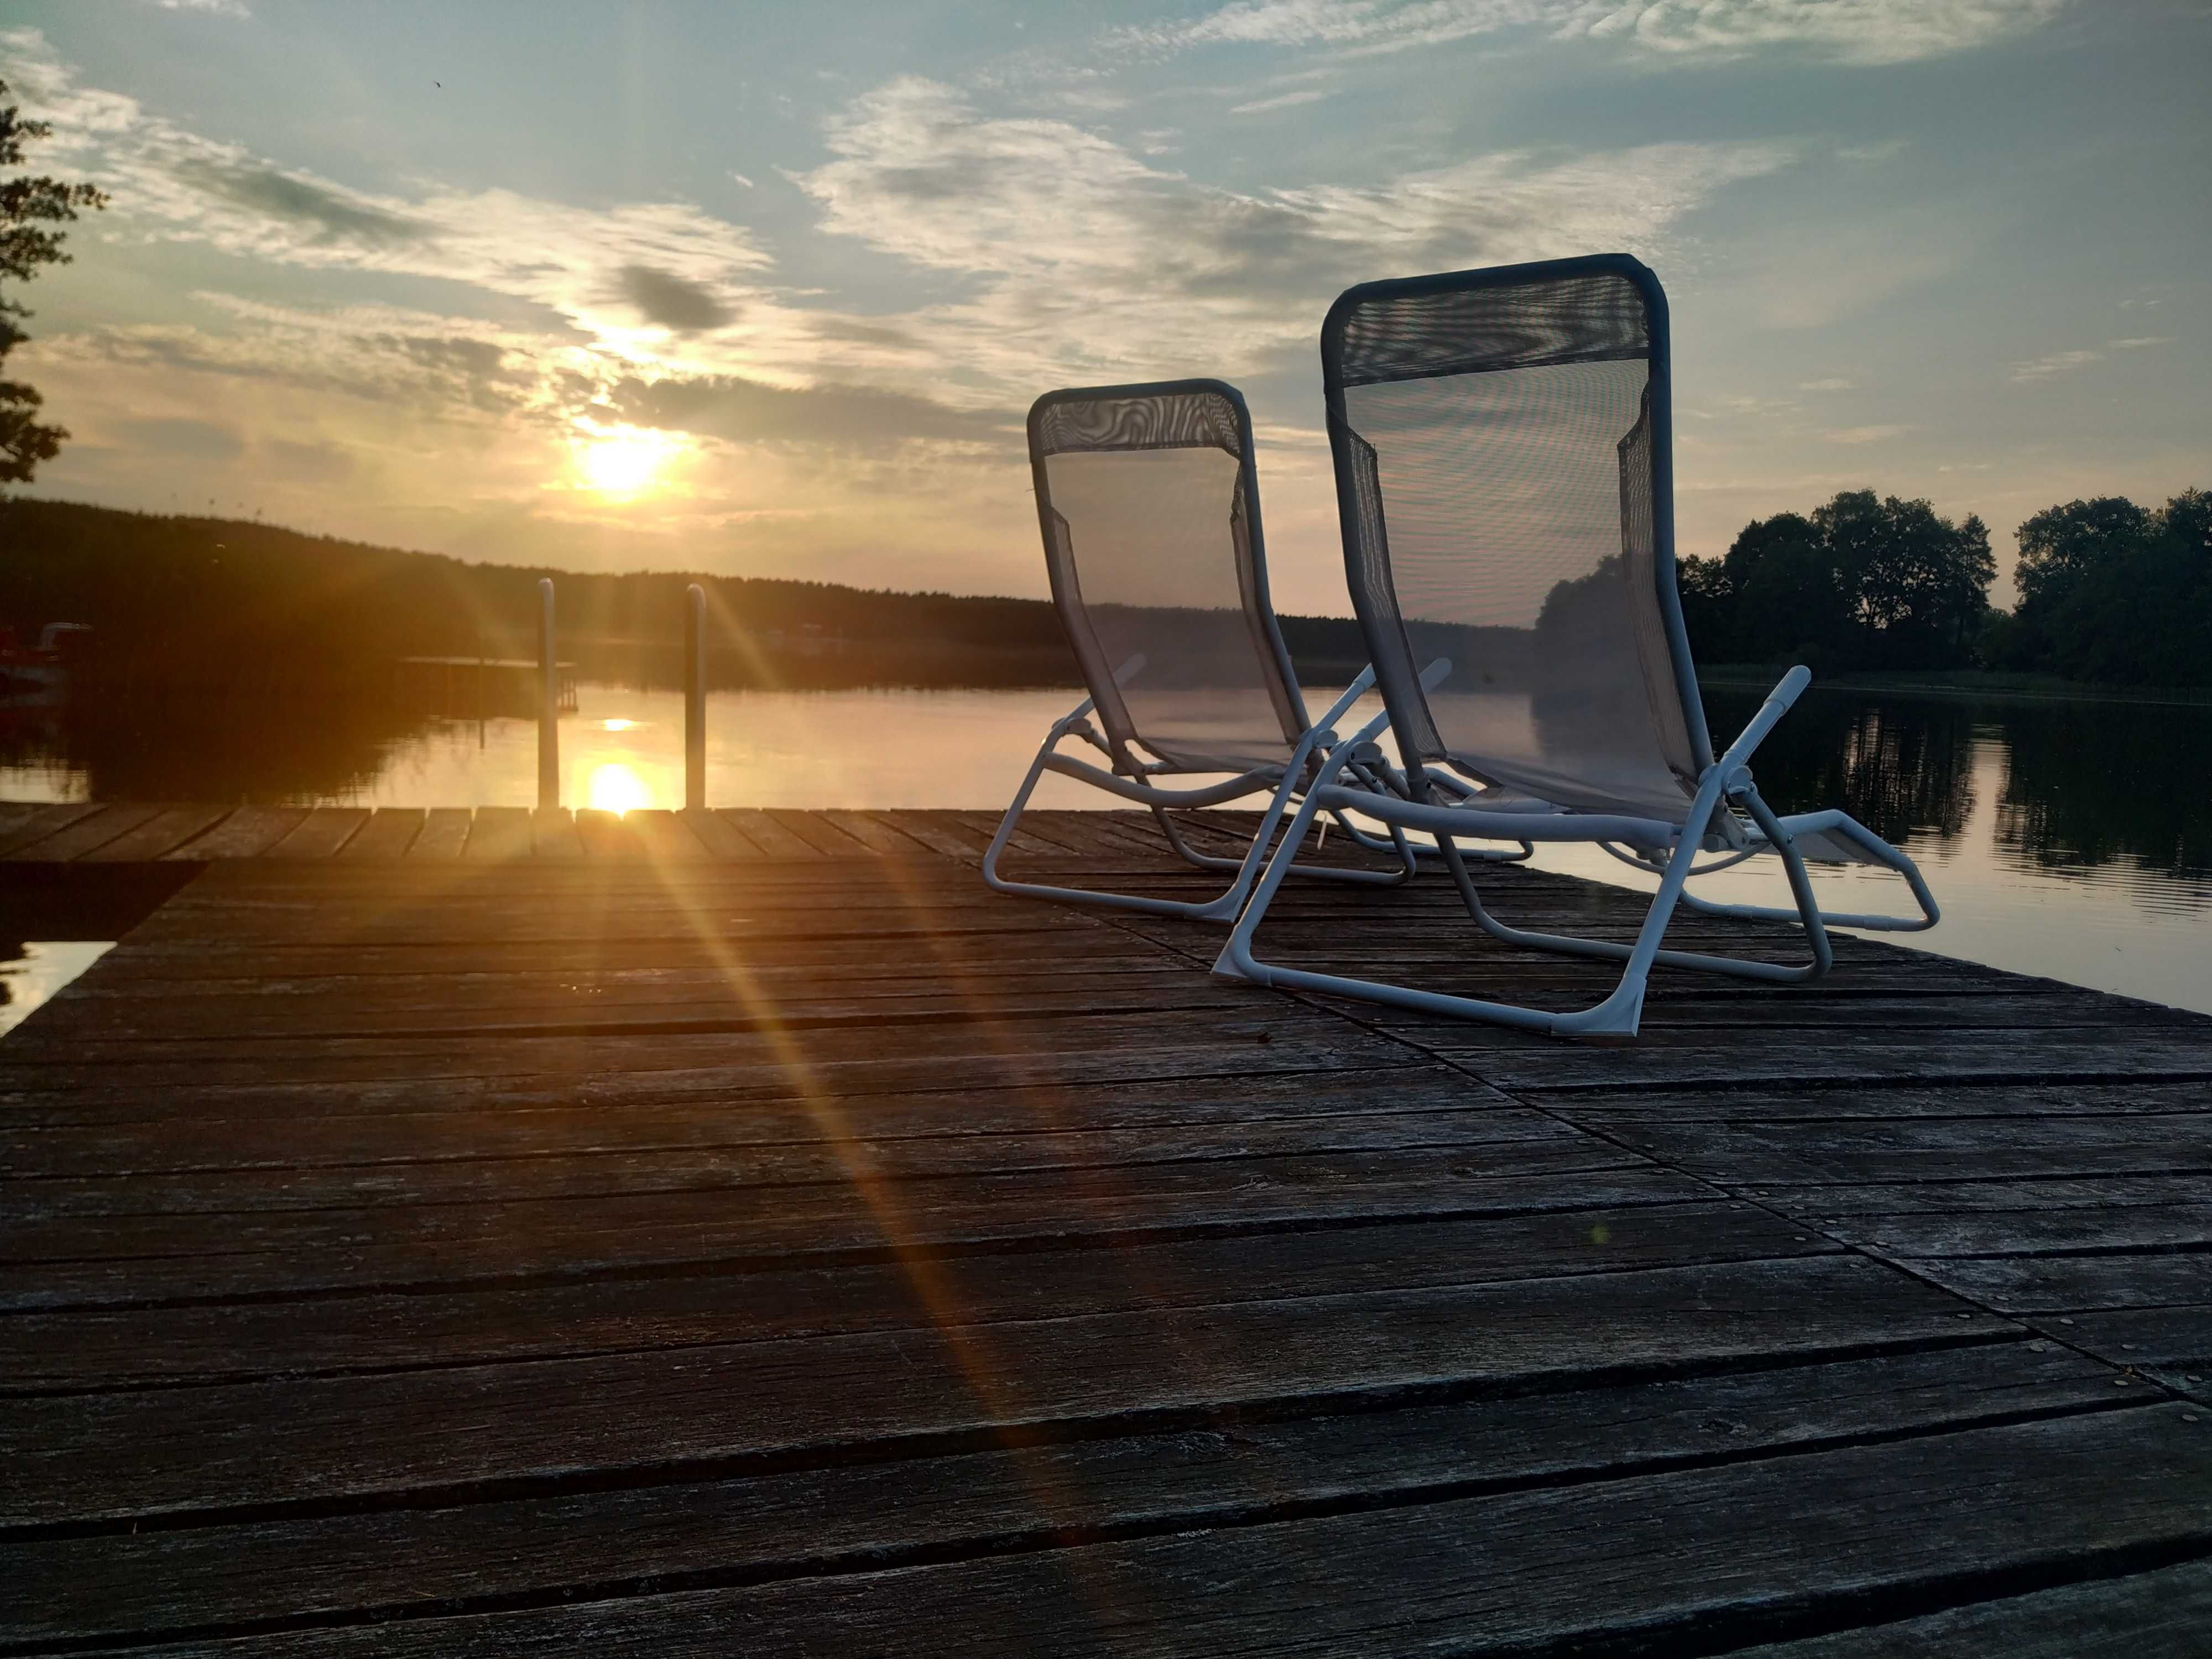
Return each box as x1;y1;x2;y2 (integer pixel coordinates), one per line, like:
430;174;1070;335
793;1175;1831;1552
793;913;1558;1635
2;0;2206;612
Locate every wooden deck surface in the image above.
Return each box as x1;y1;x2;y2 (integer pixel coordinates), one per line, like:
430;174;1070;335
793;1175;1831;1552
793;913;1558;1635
4;807;2211;1654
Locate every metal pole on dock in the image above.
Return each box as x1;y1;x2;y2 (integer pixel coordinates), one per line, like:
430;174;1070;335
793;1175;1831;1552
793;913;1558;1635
537;577;559;809
684;583;707;810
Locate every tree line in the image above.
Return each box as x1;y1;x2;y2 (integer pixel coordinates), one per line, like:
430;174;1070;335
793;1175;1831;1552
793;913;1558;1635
1677;486;2210;688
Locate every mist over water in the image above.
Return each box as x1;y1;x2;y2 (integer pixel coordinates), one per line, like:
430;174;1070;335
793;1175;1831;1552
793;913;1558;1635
4;681;2206;1015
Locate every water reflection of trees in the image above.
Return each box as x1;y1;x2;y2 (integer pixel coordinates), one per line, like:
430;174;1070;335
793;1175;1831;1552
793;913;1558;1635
1700;688;1978;845
1991;701;2212;879
0;688;424;803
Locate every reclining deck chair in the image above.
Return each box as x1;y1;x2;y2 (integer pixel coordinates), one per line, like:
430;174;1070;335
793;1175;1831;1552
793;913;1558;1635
1214;257;1938;1036
985;378;1436;921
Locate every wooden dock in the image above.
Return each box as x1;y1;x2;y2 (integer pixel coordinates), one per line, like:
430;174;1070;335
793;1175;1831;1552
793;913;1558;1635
4;804;2211;1653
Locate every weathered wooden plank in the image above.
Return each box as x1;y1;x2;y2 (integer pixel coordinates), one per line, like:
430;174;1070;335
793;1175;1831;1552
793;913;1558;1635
6;1110;1596;1222
1;1344;2119;1650
0;1055;1473;1152
75;804;232;862
895;809;995;856
160;804;307;860
1;801;163;862
1600;1115;2212;1187
0;1201;1815;1391
626;808;711;861
1798;1201;2212;1258
55;1408;2208;1658
0;1150;1689;1308
863;808;975;858
1732;1556;2212;1656
1448;1031;2212;1091
0;800;101;855
2062;1308;2212;1396
765;808;872;855
1558;1081;2212;1123
717;808;819;858
951;805;1083;857
0;1256;2000;1525
818;808;928;855
8;967;1271;1045
0;1035;1404;1131
0;799;47;846
1910;1254;2212;1314
0;1042;1460;1144
570;807;637;859
404;806;472;859
676;806;756;859
529;807;585;860
336;807;424;860
264;806;371;859
461;805;534;861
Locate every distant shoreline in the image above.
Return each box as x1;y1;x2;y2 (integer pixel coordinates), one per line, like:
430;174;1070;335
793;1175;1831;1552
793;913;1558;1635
1697;667;2212;709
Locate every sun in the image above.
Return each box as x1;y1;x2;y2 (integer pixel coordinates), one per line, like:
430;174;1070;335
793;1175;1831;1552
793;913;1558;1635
573;425;682;499
586;761;654;816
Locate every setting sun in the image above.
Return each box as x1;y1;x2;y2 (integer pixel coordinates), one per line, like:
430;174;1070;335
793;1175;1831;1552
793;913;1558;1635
585;761;653;816
572;425;682;499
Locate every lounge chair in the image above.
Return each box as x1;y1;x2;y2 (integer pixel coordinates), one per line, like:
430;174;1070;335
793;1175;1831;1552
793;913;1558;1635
1214;257;1938;1036
987;378;1467;921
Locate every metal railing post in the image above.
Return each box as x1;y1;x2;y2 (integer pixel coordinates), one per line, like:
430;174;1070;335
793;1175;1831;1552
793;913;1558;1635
537;577;559;810
684;583;707;810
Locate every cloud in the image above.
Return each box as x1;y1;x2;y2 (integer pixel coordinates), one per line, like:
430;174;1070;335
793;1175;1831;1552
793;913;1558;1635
2010;348;2100;383
1119;0;2067;65
796;77;1792;391
1824;424;1908;443
611;373;1013;450
169;155;432;248
2110;336;2173;349
1564;0;2068;65
7;31;779;377
1799;377;1854;390
150;0;249;14
1229;86;1336;113
614;264;738;333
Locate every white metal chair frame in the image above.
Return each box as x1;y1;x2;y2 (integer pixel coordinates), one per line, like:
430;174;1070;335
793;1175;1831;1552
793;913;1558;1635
1214;259;1938;1037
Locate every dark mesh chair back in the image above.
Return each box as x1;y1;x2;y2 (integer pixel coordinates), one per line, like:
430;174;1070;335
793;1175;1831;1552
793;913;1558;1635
1030;381;1308;775
1322;255;1715;820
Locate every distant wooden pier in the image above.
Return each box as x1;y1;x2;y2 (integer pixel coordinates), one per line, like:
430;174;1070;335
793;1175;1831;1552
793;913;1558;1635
2;804;2210;1652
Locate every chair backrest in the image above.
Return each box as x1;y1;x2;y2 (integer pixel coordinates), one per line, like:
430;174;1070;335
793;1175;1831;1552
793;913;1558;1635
1029;380;1309;774
1322;255;1717;822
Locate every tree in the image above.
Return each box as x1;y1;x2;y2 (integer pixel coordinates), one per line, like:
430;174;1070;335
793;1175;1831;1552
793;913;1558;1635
1682;491;1997;673
1723;509;1853;665
1;77;108;486
1826;493;1995;667
2005;490;2212;687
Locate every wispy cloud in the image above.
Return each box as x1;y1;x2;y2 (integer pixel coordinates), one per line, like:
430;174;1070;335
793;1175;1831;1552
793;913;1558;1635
1824;424;1908;443
1118;0;2067;65
1230;86;1336;113
796;76;1792;393
2010;348;2100;382
2110;335;2173;349
7;28;783;387
1799;377;1854;390
149;0;249;15
1564;0;2067;65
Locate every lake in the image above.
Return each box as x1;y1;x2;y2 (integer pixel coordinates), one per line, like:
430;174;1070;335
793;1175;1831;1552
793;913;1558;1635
4;680;2208;1016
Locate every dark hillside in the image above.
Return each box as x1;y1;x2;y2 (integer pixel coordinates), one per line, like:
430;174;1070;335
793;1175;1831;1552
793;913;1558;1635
0;499;1373;691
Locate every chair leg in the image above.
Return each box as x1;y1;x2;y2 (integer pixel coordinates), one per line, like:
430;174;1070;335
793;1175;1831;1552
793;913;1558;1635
1216;758;1822;1040
986;733;1306;922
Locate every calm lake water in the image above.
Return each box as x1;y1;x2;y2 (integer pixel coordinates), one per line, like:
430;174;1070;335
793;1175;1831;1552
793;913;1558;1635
4;680;2208;1015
